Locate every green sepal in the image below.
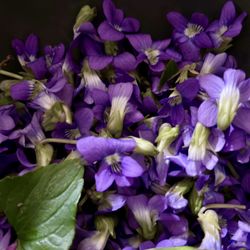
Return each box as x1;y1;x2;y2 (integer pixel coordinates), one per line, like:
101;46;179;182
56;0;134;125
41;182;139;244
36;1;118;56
35;143;54;167
104;41;119;56
189;185;205;215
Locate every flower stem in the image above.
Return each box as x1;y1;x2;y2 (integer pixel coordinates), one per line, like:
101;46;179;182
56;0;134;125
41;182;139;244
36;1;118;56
227;161;240;179
40;138;77;145
203;203;246;211
0;69;23;80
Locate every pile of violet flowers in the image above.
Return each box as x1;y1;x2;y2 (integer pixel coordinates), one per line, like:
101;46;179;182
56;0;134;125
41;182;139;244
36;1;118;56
0;0;250;249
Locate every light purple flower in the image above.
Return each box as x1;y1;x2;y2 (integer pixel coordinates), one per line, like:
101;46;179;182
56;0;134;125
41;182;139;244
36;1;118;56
199;69;250;130
98;0;140;41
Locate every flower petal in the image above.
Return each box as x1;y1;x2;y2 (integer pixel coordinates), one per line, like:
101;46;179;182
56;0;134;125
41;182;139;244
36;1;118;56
113;52;137;71
0;115;15;131
223;68;246;86
190;12;209;27
219;1;236;25
114;175;132;187
239;79;250;102
103;0;124;24
233;107;250;134
193;32;213;48
27;57;47;79
121;17;140;32
25;34;39;57
95;164;115;192
198;100;218;127
177;78;199;101
166;12;187;32
98;21;124;41
223;128;246;152
88;55;113;70
199;74;224;99
127;34;152;52
121;156;144;177
203;151;218;170
75;108;94;135
209;128;225;152
152;39;171;50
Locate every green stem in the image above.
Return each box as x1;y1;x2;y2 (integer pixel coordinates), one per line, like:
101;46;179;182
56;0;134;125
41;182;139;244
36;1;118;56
0;69;23;80
40;138;77;145
203;203;246;211
227;161;240;179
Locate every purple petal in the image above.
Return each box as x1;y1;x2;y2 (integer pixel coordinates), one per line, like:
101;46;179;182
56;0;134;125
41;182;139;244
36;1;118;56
193;32;213;48
95;163;115;192
220;1;236;25
127;194;148;211
164;49;182;62
121;17;140;32
149;61;166;73
157;238;187;248
223;128;246;152
25;34;39;56
166;192;188;210
98;21;124;41
12;38;25;55
113;52;137;71
103;0;124;24
140;241;155;250
170;104;185;125
108;82;133;100
27;57;47;79
76;136;136;163
233;107;250;134
105;194;126;211
241;171;250;193
10;80;34;101
121;156;144;177
75;108;94;135
191;12;209;27
152;39;171;50
203;151;218;170
177;78;199;101
239;79;250;102
209;128;225;152
127;34;152;52
0;115;15;131
148;195;166;213
199;74;224;99
178;40;200;61
88;55;113;70
198;99;218;127
224;12;247;37
16;148;36;168
223;68;246;86
166;12;187;32
114;175;132;187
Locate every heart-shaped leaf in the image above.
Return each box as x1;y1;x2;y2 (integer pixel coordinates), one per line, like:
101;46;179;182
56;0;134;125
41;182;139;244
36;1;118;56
0;159;84;250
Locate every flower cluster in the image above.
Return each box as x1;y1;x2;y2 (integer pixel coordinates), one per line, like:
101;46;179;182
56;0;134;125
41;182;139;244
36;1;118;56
0;0;250;249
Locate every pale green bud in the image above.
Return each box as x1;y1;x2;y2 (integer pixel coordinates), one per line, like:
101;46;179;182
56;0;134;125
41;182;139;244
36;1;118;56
95;215;117;238
131;137;158;156
155;123;179;153
170;178;193;196
35;143;54;167
104;41;119;56
189;186;206;215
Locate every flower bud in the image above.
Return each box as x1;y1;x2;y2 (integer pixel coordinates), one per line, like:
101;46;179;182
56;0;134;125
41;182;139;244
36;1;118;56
131;137;158;156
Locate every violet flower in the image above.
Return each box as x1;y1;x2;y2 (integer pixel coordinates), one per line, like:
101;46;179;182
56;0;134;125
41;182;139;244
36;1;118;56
207;1;247;48
127;34;181;72
98;0;140;41
199;69;250;131
167;12;212;61
76;136;144;191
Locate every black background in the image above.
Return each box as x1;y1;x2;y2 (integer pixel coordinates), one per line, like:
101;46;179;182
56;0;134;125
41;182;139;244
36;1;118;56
0;0;250;73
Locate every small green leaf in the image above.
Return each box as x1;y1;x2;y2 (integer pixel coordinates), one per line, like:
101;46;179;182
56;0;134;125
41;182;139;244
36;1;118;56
0;159;84;250
159;60;179;89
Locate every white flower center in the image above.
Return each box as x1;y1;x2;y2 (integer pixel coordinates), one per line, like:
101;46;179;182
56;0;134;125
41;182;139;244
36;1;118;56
145;48;160;65
105;153;122;174
188;122;210;161
113;24;122;32
216;25;228;37
184;23;204;38
217;83;240;130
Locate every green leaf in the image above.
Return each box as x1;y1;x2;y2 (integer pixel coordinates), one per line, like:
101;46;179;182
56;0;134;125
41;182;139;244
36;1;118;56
159;60;179;90
0;159;84;250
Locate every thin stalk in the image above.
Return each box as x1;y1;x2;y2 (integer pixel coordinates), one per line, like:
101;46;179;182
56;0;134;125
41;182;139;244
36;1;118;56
40;138;77;145
0;69;23;80
204;203;246;211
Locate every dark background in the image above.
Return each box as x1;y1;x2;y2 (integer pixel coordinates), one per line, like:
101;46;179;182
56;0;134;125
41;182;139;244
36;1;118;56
0;0;250;73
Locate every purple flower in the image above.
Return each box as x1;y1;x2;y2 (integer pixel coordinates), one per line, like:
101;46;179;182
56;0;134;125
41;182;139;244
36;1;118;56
77;136;144;191
167;12;212;61
159;78;199;125
83;36;137;72
98;0;140;41
199;69;250;130
127;34;181;72
207;1;247;48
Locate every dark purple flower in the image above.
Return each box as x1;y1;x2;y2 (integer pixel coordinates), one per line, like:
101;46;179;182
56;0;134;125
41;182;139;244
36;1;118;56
98;0;140;41
207;1;247;48
167;12;212;61
127;34;181;72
